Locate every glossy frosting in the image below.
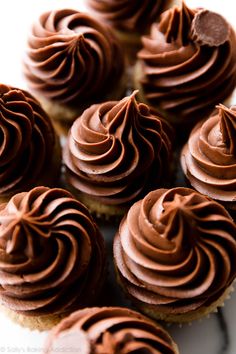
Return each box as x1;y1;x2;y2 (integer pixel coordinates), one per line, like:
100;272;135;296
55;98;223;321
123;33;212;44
114;188;236;316
0;187;105;316
44;307;178;354
24;9;124;105
0;84;56;197
87;0;163;33
63;91;172;206
181;105;236;213
138;3;236;126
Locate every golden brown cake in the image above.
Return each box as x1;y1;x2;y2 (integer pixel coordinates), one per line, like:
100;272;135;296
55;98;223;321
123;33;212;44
0;187;106;331
114;187;236;323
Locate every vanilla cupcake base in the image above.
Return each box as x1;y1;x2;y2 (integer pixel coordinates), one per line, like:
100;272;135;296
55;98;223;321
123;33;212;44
115;30;142;65
64;186;128;220
0;306;67;331
115;269;234;324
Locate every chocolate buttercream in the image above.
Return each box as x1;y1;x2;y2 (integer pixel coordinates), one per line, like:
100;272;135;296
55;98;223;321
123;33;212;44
0;187;105;316
181;105;236;214
63;91;172;206
44;307;178;354
24;9;124;105
137;3;236;127
0;84;56;197
87;0;163;33
114;188;236;316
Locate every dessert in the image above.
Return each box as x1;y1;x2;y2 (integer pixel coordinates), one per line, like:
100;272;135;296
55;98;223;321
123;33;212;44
0;186;106;331
181;104;236;219
23;9;125;133
44;307;179;354
86;0;172;63
87;0;164;34
114;187;236;322
63;91;172;218
135;3;236;131
0;84;60;203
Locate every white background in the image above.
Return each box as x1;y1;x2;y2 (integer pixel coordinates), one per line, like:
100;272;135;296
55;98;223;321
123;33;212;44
0;1;236;354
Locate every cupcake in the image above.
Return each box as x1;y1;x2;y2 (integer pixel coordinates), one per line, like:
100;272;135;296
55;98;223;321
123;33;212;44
0;186;106;331
0;84;61;203
114;187;236;323
63;91;172;219
44;307;179;354
135;3;236;132
181;104;236;220
86;0;179;63
23;9;125;134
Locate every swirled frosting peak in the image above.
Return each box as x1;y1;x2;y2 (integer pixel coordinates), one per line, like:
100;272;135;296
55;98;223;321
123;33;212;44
159;2;194;46
63;91;172;206
87;0;163;33
0;187;105;316
114;187;236;319
24;9;124;105
0;84;56;197
138;3;236;127
181;105;236;213
44;307;179;354
218;104;236;155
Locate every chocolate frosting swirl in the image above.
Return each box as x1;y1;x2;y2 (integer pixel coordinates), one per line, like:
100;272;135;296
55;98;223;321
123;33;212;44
181;105;236;213
138;3;236;127
24;9;124;104
114;187;236;316
44;307;178;354
0;84;56;197
87;0;163;33
0;187;105;316
63;91;172;206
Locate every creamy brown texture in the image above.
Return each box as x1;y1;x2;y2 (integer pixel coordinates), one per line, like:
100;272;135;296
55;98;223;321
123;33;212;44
114;188;236;315
63;91;172;206
24;9;124;105
0;84;56;197
138;3;236;127
0;187;105;316
87;0;163;33
181;105;236;215
44;307;178;354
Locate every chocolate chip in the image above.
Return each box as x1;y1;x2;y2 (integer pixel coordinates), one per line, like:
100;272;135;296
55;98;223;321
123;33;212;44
191;9;230;47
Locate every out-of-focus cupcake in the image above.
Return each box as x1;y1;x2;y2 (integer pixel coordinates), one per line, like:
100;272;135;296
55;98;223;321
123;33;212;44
114;187;236;323
23;9;125;135
86;0;179;63
0;187;106;331
0;84;61;203
63;91;172;219
44;307;179;354
181;104;236;220
135;2;236;133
